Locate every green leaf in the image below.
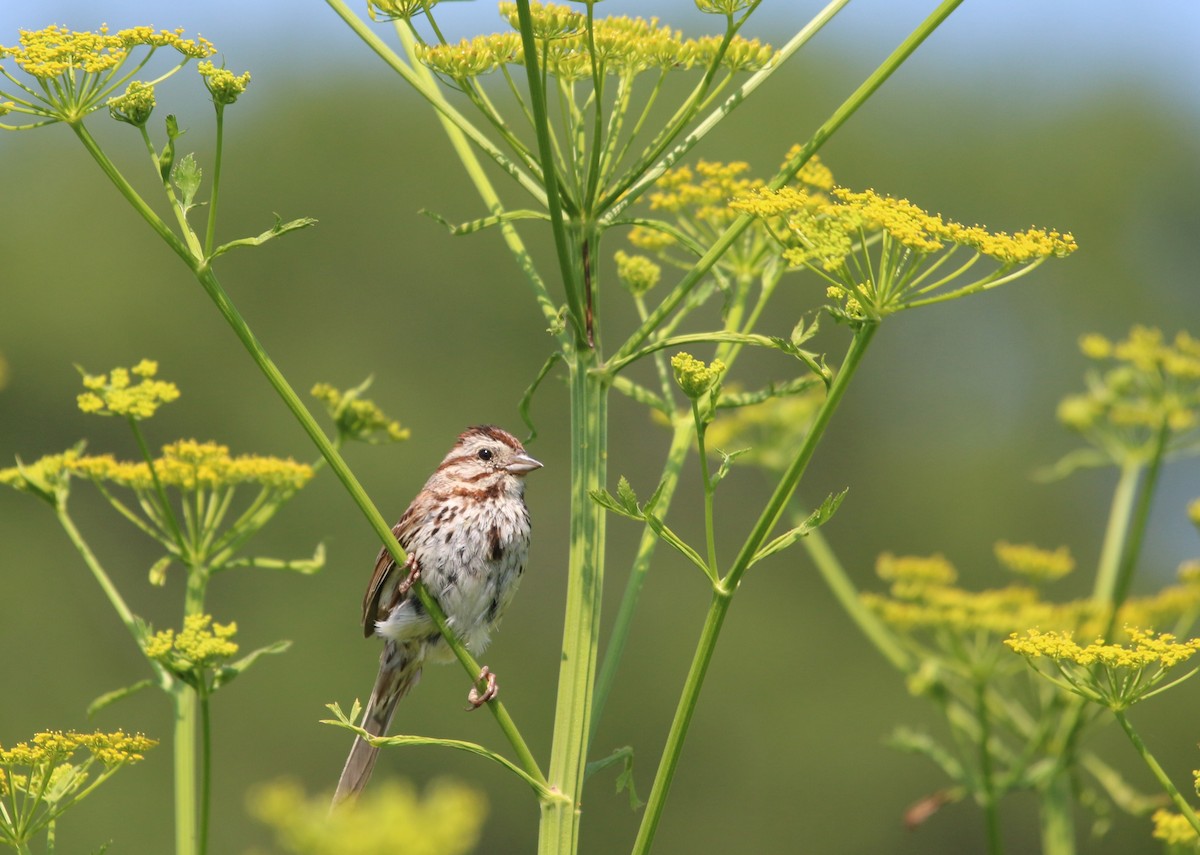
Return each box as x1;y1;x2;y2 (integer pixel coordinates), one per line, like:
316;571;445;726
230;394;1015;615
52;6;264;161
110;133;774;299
715;374;824;410
212;639;291;690
643;511;713;580
172;153;202;210
422;208;550;235
790;314;820;347
615;476;640;515
321;702;559;801
209;215;318;259
87;679;155;718
589;487;642;521
221;544;325;575
712;447;751;486
585;746;644;811
1032;448;1113;482
750;488;847;566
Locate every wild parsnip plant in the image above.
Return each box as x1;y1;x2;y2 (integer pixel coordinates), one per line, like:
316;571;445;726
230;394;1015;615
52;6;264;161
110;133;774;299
1;3;1095;854
0;362;405;855
0;729;155;855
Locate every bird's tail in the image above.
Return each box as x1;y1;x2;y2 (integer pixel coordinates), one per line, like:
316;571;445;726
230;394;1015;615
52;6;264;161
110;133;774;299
332;641;422;806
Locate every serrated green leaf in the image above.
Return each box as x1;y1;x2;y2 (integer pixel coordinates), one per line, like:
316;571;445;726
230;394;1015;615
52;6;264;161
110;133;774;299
615;476;640;515
750;488;847;566
712;447;751;486
791;314;819;347
87;679;154;718
172;153;202;209
212;639;291;690
589;488;643;521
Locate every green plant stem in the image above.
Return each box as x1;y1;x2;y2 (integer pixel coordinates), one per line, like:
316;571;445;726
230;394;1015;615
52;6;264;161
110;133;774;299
1104;419;1171;636
1113;710;1200;837
1090;460;1143;606
1038;773;1076;855
540;352;608;854
513;0;588;347
204;103;225;255
632;322;878;855
199;692;213;855
976;682;1003;855
590;418;692;743
173;687;199;855
54;507;142;644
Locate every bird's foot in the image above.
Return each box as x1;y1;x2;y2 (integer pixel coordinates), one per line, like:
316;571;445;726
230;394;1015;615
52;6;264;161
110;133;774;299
466;666;498;709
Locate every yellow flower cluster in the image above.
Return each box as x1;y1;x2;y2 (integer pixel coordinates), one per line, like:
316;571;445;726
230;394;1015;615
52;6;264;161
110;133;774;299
1058;326;1200;440
77;359;180;420
311;383;410;445
0;24;213;79
994;541;1074;583
1006;627;1200;669
145;613;239;671
671;352;726;399
71;439;313;491
107;80;156;126
0;730;155;770
415;3;775;81
613;249;661;295
250;777;487;855
0;448;82;496
1152;808;1199;846
198;60;251;105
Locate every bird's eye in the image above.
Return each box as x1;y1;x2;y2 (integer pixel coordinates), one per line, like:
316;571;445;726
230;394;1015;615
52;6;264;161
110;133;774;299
478;448;494;461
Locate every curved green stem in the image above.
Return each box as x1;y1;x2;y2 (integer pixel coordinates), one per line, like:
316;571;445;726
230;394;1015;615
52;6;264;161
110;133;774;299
631;322;878;855
1114;710;1200;837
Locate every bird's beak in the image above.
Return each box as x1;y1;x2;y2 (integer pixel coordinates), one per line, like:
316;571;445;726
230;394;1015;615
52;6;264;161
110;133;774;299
506;453;543;475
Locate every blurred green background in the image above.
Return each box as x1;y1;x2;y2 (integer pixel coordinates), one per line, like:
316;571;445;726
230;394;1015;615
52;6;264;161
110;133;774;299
2;2;1199;853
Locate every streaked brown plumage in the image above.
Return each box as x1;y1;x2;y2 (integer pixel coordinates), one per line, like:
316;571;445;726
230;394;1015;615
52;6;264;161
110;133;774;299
333;426;541;805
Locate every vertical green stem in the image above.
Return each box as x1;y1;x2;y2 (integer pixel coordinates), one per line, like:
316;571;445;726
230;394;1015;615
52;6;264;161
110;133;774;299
204;104;225;255
975;681;1003;855
199;693;212;855
1038;774;1076;855
540;351;607;854
1090;460;1143;605
172;688;198;855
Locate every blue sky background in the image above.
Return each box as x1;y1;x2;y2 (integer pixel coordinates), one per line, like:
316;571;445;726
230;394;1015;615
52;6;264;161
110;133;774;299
2;0;1198;111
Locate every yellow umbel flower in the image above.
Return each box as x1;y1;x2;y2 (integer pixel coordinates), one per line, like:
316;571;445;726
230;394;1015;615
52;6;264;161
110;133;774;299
1152;808;1199;846
1006;627;1200;708
250;777;487;855
0;448;82;500
145;613;239;673
1054;326;1200;468
671;352;726;399
107;80;156;126
72;439;313;491
312;381;410;446
731;177;1075;322
0;25;214;125
198;61;251;105
368;0;440;21
613;250;661;295
76;359;180;420
994;541;1074;583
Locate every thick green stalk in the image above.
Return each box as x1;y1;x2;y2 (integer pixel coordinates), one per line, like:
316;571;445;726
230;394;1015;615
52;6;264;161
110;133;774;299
172;688;199;855
632;323;878;854
539;351;607;854
1038;774;1076;855
1090;460;1143;605
976;682;1003;855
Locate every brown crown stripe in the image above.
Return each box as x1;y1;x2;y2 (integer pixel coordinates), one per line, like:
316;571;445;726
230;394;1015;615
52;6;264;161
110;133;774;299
458;424;523;449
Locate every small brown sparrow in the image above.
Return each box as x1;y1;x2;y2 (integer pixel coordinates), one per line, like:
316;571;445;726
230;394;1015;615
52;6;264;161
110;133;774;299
333;425;542;804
